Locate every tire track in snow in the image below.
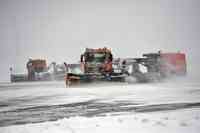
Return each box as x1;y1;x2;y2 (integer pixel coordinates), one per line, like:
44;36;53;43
0;100;200;127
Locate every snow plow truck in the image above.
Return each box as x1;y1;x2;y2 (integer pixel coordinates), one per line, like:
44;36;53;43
10;59;66;82
65;48;187;86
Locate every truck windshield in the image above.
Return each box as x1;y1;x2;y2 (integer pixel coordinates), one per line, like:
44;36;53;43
85;53;106;63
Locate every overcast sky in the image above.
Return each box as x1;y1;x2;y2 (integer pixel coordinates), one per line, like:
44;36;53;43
0;0;200;81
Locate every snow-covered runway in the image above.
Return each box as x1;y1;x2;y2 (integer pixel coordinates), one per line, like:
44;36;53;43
0;77;200;133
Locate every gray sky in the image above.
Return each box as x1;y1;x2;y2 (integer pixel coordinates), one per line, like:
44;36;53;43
0;0;200;81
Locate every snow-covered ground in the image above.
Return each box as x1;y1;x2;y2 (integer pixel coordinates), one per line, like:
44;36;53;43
1;108;200;133
0;76;200;133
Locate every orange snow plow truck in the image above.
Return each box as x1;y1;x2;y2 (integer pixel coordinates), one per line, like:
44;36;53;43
10;59;66;82
10;59;48;82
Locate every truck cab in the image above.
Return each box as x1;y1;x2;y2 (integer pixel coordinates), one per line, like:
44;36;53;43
80;47;113;74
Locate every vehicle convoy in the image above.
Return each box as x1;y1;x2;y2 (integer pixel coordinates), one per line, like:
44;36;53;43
10;59;66;82
65;48;187;86
10;48;186;84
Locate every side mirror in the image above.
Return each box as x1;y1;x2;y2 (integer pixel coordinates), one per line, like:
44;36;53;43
80;55;84;62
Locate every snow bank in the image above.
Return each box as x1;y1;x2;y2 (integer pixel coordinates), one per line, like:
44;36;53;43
1;108;200;133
